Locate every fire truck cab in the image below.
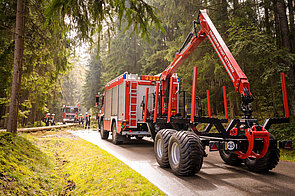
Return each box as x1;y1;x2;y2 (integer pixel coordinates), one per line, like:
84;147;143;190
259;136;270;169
97;72;179;144
62;105;80;124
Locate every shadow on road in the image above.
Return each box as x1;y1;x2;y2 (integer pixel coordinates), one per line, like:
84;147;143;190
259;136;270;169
174;159;295;195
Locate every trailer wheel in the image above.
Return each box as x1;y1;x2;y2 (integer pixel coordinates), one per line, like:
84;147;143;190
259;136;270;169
244;134;280;172
154;129;177;168
219;151;242;166
112;122;123;145
168;131;204;176
99;120;109;140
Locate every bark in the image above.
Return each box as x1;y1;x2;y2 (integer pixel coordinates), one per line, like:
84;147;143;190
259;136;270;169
274;3;282;47
7;0;25;133
276;0;291;50
275;0;295;116
264;0;271;34
288;0;295;52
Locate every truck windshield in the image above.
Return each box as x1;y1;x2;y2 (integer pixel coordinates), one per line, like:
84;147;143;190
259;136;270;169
64;107;78;113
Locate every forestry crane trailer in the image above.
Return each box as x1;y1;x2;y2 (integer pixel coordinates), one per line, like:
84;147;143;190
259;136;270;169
96;10;291;176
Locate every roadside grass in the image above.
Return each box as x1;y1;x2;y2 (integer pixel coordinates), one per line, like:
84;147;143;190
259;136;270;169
280;149;295;162
0;132;64;195
24;130;164;195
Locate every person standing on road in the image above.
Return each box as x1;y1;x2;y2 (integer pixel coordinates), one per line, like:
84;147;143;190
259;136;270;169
50;114;55;126
85;112;91;129
44;113;50;126
79;113;84;125
74;113;79;123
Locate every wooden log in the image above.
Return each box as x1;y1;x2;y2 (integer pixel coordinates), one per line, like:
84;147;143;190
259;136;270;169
0;124;78;133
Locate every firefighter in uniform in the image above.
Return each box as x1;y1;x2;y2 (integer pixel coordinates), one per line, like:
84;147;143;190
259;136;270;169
74;114;79;123
50;113;55;126
44;113;50;126
85;112;90;129
79;113;84;125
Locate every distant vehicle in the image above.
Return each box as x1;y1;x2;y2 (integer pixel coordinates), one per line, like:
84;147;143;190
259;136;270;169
62;105;80;124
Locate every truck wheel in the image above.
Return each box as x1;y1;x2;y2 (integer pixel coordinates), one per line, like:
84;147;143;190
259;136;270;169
154;129;177;168
219;151;242;166
168;131;204;176
99;120;109;140
112;122;123;145
244;134;280;172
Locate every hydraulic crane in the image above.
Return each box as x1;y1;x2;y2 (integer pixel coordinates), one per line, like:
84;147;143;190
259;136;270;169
151;10;290;176
160;10;253;118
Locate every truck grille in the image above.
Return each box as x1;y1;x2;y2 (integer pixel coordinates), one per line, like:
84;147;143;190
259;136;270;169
66;115;75;118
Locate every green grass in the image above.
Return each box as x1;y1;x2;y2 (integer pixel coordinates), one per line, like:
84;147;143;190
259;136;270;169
269;120;295;162
280;149;295;162
0;132;63;195
24;130;164;195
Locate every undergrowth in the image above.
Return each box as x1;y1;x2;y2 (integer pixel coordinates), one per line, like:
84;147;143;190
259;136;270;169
0;132;63;195
270;120;295;162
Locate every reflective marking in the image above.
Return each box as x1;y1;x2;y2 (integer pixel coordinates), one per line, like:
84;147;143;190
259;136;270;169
179;42;190;55
170;56;183;71
207;33;235;82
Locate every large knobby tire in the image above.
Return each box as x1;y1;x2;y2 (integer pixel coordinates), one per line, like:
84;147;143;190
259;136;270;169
99;120;109;140
219;151;243;166
168;131;204;176
154;129;177;168
244;134;280;172
112;122;123;145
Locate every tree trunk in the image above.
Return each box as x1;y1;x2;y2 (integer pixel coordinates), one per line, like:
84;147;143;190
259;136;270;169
275;0;295;116
7;0;25;133
276;0;291;50
264;0;271;34
288;0;295;52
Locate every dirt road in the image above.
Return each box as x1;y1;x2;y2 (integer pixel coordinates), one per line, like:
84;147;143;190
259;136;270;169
70;130;295;196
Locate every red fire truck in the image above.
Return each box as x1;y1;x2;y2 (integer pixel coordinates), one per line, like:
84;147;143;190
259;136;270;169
97;10;291;176
96;73;175;144
62;105;80;124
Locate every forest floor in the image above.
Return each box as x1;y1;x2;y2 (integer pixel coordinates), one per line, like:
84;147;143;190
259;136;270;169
0;130;164;195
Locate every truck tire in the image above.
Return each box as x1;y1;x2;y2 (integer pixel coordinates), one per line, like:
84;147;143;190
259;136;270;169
219;151;242;166
244;134;280;172
154;129;177;168
168;131;204;176
99;120;109;140
112;122;123;145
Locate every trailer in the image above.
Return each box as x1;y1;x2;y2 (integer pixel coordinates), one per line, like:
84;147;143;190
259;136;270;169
96;10;291;176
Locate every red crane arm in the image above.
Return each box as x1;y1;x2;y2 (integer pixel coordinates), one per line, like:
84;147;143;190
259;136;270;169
160;10;252;99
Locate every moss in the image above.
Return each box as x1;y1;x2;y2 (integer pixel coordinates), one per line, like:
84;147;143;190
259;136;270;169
0;132;64;195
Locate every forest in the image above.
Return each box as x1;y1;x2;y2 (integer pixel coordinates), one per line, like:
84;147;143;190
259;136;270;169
0;0;294;135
